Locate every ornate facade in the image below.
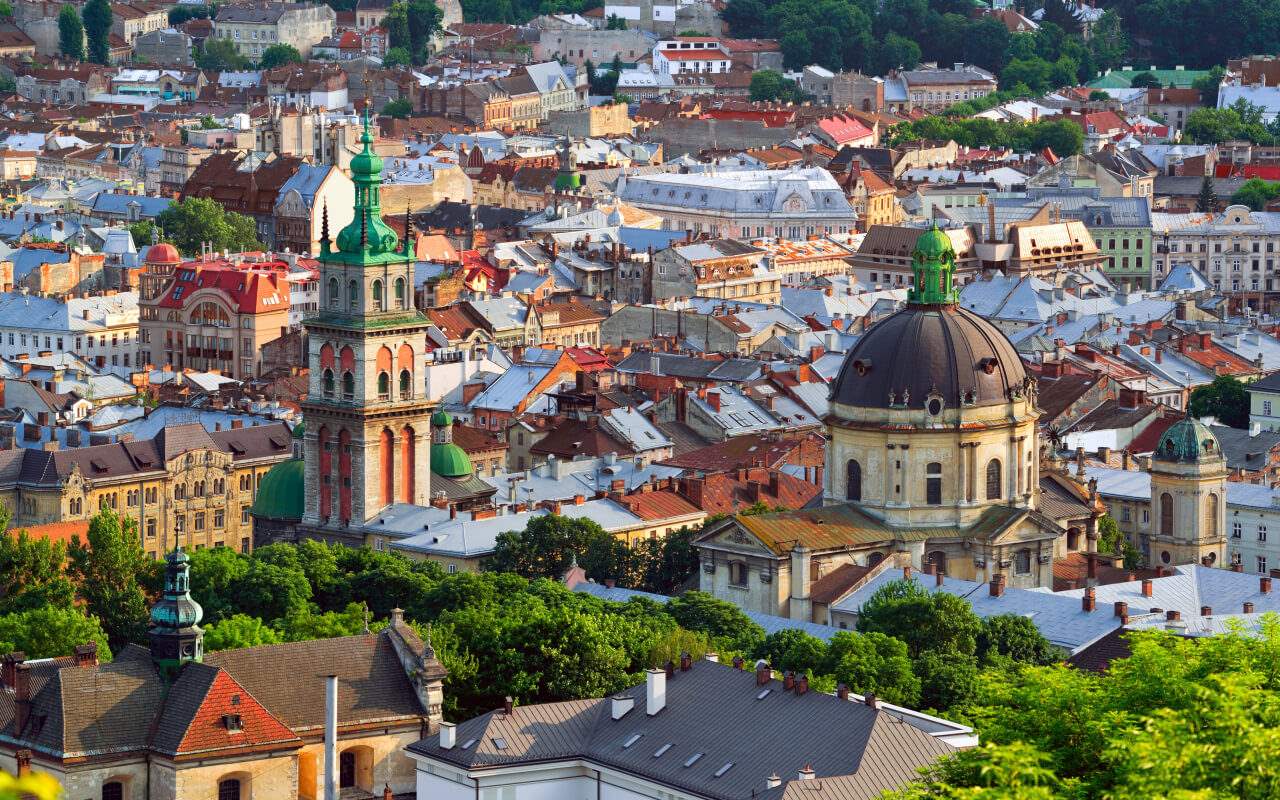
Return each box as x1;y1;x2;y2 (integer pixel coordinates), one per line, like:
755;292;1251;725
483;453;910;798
301;107;433;543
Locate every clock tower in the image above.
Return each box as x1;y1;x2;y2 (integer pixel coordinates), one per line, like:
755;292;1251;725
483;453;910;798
301;105;432;542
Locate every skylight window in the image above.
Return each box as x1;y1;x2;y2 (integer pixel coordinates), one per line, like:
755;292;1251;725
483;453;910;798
623;734;642;748
684;753;704;767
714;762;735;778
461;738;476;750
492;737;508;750
653;744;672;758
756;689;771;700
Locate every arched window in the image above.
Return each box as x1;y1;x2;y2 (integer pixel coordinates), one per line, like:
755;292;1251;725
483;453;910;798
1206;493;1219;537
1067;527;1080;550
322;368;334;397
926;462;942;505
102;781;124;800
394;277;406;309
986;459;1002;500
342;371;354;400
927;550;947;575
846;458;861;501
348;279;358;310
399;369;411;399
371;279;384;311
1160;492;1174;536
866;551;885;567
377;371;390;401
218;779;242;800
328;277;339;309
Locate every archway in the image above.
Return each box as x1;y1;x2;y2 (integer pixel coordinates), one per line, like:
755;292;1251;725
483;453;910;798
339;745;375;792
380;428;394;507
401;425;416;504
926;550;947;576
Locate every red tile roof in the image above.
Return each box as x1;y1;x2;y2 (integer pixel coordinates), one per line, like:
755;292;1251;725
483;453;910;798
156;261;290;314
171;668;299;757
1126;413;1181;454
619;489;702;521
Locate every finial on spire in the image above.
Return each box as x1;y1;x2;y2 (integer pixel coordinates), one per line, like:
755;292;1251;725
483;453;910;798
320;201;330;243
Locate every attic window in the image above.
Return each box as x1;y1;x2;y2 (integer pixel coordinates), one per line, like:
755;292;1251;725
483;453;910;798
228;442;246;455
222;714;243;732
230;694;240;705
90;459;108;472
268;435;288;449
492;737;508;750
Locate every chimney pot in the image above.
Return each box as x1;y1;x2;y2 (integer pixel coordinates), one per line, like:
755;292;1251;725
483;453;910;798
1141;578;1153;597
755;660;771;686
1244;601;1256;614
935;569;945;587
837;683;849;700
798;765;816;781
1201;606;1213;617
795;674;809;695
1262;576;1273;594
502;696;513;715
732;655;744;670
439;721;457;748
864;692;878;709
1082;587;1096;612
1114;600;1128;618
783;671;796;691
1167;609;1181;621
679;651;692;671
646;668;667;715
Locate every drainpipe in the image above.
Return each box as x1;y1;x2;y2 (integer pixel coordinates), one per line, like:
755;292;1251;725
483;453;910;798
325;675;338;800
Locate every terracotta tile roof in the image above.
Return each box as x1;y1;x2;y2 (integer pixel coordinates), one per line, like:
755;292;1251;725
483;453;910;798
809;562;871;605
618;488;701;521
536;298;606;326
685;468;821;517
155;261;290;314
1127;413;1180;454
427;304;488;341
530;418;633;459
1052;552;1158;591
16;519;89;548
153;664;300;757
451;423;506;454
661;432;822;472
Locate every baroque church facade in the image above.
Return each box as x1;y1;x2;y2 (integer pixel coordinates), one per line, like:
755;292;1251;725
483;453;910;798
695;225;1105;622
300;107;435;543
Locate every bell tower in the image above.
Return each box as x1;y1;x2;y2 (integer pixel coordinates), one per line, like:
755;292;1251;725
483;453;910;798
301;104;433;542
1148;413;1227;568
148;548;203;683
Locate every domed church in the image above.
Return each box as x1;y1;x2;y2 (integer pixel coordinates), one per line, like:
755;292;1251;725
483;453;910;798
695;226;1102;622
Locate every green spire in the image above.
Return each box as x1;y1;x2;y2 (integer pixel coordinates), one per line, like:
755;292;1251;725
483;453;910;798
908;223;959;306
147;547;204;683
333;102;401;263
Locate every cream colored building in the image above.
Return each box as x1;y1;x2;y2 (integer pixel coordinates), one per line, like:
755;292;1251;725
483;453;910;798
111;2;170;44
212;2;335;59
695;225;1102;623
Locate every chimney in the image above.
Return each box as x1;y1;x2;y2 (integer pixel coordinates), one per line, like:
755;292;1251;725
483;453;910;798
1141;578;1153;597
795;674;809;695
679;651;692;671
766;775;782;789
1114;600;1128;618
756;660;770;686
798;765;816;781
439;721;457;748
646;668;667;715
1244;601;1256;614
1231;563;1244;573
706;391;721;412
837;683;849;700
74;642;98;667
989;574;1006;597
383;785;393;800
1201;606;1213;616
864;692;878;709
935;569;945;587
611;694;635;719
1082;587;1096;612
732;655;744;670
15;663;31;738
903;564;912;580
1166;609;1181;621
1262;576;1273;594
783;671;796;691
503;696;514;715
1;651;23;688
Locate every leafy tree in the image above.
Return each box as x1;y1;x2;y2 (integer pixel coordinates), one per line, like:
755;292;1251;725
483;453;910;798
203;613;283;651
823;630;920;707
1087;9;1128;72
0;526;76;615
977;615;1058;666
1193;65;1225;106
1088;89;1110;101
230;555;313;623
383;97;413;118
0;770;62;800
407;0;443;63
1038;0;1080;34
1196;174;1220;212
168;4;211;24
66;509;149;650
81;0;111;64
1189;375;1250;428
873;33;921;74
964;17;1011;74
195;37;251;71
58;4;84;61
0;1;12;17
385;2;410;51
279;601;380;641
605;13;626;28
486;514;611;579
1095;513;1141;569
258;43;302;69
752;628;828;675
1128;70;1161;88
383;46;412;68
187;545;250;624
749;69;806;103
0;606;111;662
857;579;982;659
1232;177;1280;211
721;0;766;37
666;590;765;652
914;650;980;711
154;196;262;256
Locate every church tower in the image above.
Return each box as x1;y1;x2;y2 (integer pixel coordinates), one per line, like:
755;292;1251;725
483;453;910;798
301;105;432;542
149;548;203;683
1148;413;1227;568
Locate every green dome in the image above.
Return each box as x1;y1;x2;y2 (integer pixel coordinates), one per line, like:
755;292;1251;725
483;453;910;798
431;442;473;478
432;410;453;427
1156;415;1223;463
150;548;202;630
913;223;954;259
251;459;305;520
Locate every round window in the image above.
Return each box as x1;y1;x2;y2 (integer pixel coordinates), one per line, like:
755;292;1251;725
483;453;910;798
1161;550;1171;564
927;397;944;416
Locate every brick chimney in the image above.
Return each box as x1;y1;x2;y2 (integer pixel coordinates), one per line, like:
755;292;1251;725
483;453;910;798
756;661;771;685
706;391;721;412
1114;600;1128;618
1166;609;1181;621
783;671;796;691
1262;576;1272;594
14;663;31;735
795;674;809;695
989;573;1005;597
1;651;23;688
679;651;692;671
74;642;98;668
935;569;945;587
1244;601;1256;614
837;683;849;700
1141;578;1153;597
1201;605;1213;616
1082;587;1096;612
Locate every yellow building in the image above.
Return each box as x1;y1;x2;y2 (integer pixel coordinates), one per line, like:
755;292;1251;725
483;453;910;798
0;420;295;558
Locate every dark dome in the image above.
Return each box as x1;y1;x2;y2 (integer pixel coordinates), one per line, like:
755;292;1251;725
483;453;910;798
831;305;1026;410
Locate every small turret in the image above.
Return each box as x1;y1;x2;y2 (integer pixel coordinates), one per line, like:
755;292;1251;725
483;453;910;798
148;548;204;683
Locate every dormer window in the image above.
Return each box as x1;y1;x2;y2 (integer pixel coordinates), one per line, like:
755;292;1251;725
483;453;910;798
222;713;243;732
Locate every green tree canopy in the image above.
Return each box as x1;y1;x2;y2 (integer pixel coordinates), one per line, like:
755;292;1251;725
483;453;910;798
749;70;807;103
58;4;84;61
382;46;412;68
823;630;921;707
1231;177;1280;211
976;615;1059;666
203;613;284;651
154;196;263;256
1189;375;1250;428
666;590;765;653
383;98;413;118
80;0;111;64
0;606;111;662
258;43;302;69
66;509;148;650
857;579;982;659
195;37;251;71
752;628;828;675
1128;70;1160;88
0;524;76;615
1197;174;1220;212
